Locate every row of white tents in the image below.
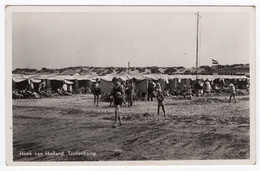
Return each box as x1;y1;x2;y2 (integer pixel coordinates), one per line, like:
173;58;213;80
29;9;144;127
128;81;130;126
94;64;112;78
12;72;248;95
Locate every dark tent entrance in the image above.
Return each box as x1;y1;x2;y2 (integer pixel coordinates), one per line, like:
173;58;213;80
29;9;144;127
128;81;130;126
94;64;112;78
78;80;91;93
134;79;148;98
50;80;63;93
13;80;29;90
78;80;90;88
32;82;40;92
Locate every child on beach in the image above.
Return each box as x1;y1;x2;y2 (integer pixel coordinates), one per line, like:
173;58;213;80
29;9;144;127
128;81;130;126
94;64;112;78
155;83;166;117
111;77;124;128
228;83;236;103
91;78;101;106
125;80;134;107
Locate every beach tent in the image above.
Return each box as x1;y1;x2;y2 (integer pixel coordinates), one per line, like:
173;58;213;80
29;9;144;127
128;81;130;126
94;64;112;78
91;72;147;94
72;73;92;92
41;75;64;92
32;74;73;92
12;74;30;90
97;73;128;94
167;75;183;91
12;74;42;91
126;73;147;97
142;74;168;92
166;74;249;90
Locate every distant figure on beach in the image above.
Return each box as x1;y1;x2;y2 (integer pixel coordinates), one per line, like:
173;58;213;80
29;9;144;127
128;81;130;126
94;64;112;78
92;78;101;106
111;77;124;128
120;79;127;107
147;79;155;101
109;87;114;107
125;79;134;107
228;83;236;103
155;83;166;117
204;79;212;96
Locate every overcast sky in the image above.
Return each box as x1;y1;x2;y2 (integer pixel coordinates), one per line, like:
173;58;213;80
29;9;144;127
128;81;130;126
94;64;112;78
12;10;250;69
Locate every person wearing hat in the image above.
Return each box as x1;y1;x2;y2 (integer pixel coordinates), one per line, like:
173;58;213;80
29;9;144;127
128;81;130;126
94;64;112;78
92;78;101;106
111;77;124;128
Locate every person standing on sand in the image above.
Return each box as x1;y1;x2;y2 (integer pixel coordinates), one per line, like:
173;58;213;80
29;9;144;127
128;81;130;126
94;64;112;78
120;79;127;107
155;83;166;117
125;79;134;107
111;77;124;128
205;79;212;96
92;78;101;106
109;87;114;107
228;83;236;103
147;79;155;101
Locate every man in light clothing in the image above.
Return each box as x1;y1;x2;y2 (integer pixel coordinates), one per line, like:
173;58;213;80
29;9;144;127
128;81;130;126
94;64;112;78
205;80;211;96
228;83;236;103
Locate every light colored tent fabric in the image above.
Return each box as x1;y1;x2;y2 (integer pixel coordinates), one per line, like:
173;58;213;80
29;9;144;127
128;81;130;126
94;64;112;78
142;74;160;80
30;78;42;83
60;75;75;80
127;73;146;80
60;74;91;91
70;73;91;81
33;74;74;90
13;73;248;93
167;74;248;81
12;74;28;83
101;72;129;81
12;74;39;83
98;73;129;94
64;80;73;85
33;74;64;81
142;74;168;92
97;72;147;94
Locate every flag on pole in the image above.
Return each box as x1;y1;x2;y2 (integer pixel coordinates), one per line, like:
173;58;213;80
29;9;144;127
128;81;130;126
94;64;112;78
212;59;219;65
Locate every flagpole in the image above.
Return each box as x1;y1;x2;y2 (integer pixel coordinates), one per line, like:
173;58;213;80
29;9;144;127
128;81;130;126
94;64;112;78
196;12;200;80
128;61;130;74
195;12;200;97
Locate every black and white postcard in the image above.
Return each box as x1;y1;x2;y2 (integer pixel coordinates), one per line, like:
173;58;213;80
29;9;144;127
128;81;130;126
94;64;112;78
5;6;256;166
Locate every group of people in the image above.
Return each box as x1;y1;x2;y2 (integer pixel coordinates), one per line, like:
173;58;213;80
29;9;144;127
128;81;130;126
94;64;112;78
91;78;166;128
38;81;72;97
194;80;237;103
146;79;166;115
90;77;243;128
91;78;136;108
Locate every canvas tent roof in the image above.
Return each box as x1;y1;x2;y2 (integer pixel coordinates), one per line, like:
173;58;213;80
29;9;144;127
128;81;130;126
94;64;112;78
101;72;128;81
64;80;74;85
12;74;41;83
126;73;146;80
95;72;146;94
167;75;248;81
142;74;161;81
60;73;91;81
36;74;64;81
100;72;146;82
28;74;74;84
12;74;30;83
